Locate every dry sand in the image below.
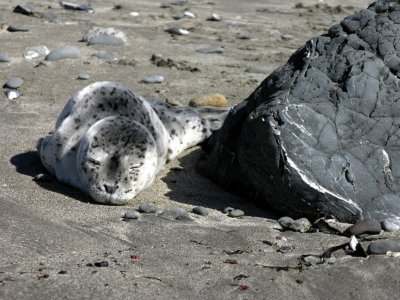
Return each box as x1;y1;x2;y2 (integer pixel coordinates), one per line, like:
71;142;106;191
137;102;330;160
2;0;400;299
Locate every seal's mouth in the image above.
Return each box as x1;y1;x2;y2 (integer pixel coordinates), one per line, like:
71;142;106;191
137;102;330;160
88;185;135;205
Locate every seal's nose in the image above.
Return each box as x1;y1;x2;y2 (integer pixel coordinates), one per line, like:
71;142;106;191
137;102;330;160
104;184;116;194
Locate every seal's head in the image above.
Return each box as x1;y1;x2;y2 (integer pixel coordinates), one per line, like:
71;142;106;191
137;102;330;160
77;116;158;204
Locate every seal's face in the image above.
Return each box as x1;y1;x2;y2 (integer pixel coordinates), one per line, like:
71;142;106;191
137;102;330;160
77;116;158;204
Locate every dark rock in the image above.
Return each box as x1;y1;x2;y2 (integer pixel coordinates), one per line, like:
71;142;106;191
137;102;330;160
199;0;400;223
5;77;23;89
381;218;400;232
138;204;157;214
45;46;80;61
367;239;400;255
0;54;10;62
13;5;38;16
94;261;109;267
7;24;30;32
123;210;140;220
228;209;244;218
345;218;381;236
193;206;209;216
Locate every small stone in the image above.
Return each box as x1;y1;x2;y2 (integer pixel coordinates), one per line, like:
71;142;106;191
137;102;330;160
129;12;140;17
281;33;294;41
189;93;227;108
184;11;196;18
172;14;184;20
83;27;127;45
23;45;50;59
345;218;381;236
7;24;30;32
94;261;109;267
208;13;221;21
60;1;94;13
223;207;234;214
45;45;81;61
142;75;164;84
367;240;400;255
228;209;244;218
266;28;281;35
123;210;140;220
6;89;20;100
77;73;90;80
165;27;189;35
277;243;295;253
196;46;225;54
245;67;267;74
278;217;311;233
5;77;23;89
13;5;37;16
193;206;209;216
158;207;189;220
138;204;157;214
91;51;118;60
381;218;400;232
0;54;10;62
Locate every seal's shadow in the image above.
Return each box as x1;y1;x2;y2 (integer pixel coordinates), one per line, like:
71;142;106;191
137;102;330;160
10;151;92;203
162;148;277;218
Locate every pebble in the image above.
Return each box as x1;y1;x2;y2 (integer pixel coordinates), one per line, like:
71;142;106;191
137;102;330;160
129;12;140;17
277;243;295;253
138;204;157;214
281;33;294;41
123;210;140;220
158;207;189;220
7;24;30;32
208;13;221;21
142;75;164;84
193;206;209;216
60;1;94;13
245;67;267;74
196;46;225;54
266;28;281;35
189;93;228;108
6;90;20;100
0;54;10;62
91;51;118;60
223;207;234;214
278;217;311;233
381;218;400;232
367;239;400;255
83;27;127;45
184;11;196;18
228;209;244;218
94;261;109;267
77;73;90;80
5;77;23;89
13;5;37;16
165;27;189;35
23;45;50;59
345;218;381;236
45;45;81;61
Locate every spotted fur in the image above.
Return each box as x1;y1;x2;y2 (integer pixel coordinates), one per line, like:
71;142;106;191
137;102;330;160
38;81;229;204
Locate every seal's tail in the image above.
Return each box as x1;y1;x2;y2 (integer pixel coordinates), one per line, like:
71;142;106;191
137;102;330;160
194;106;230;132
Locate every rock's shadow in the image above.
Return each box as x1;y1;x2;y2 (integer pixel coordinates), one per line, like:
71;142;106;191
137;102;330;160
162;148;278;218
10;151;92;203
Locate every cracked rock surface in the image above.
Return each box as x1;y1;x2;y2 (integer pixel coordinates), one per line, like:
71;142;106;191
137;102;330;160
201;0;400;223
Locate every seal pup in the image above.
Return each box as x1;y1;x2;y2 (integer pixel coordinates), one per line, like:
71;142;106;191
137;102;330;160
38;81;229;204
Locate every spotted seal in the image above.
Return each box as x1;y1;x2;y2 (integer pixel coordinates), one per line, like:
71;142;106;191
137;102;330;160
38;81;229;204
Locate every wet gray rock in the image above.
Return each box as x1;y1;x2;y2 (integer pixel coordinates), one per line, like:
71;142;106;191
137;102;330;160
0;54;10;62
367;239;400;255
123;210;140;220
228;209;244;218
83;27;127;45
7;24;30;32
381;218;400;232
345;218;381;236
45;46;80;61
5;77;23;89
193;206;209;216
278;217;311;233
200;0;400;223
138;204;157;214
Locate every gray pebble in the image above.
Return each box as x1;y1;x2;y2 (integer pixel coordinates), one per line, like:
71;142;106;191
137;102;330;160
223;207;234;214
45;45;81;61
158;207;189;220
345;218;381;236
138;204;157;214
123;210;140;220
23;45;50;59
0;54;10;62
381;218;400;232
207;13;221;21
142;75;164;84
5;77;23;89
266;28;281;35
165;27;189;35
91;51;118;60
7;24;30;32
77;73;90;80
245;67;267;74
367;239;400;255
228;209;244;218
83;27;127;45
278;217;311;233
281;33;294;41
193;206;209;216
196;46;225;54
